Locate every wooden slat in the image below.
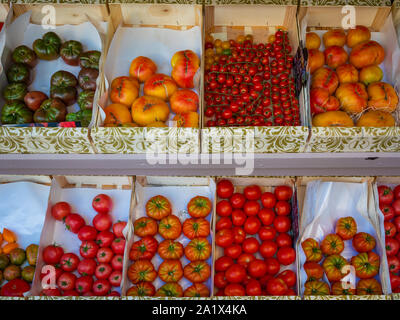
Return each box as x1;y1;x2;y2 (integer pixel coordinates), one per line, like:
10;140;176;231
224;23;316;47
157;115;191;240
371;7;391;31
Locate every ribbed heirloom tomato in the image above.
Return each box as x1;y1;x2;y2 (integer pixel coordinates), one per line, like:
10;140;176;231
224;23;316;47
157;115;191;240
134;217;158;237
323;254;349;282
183;218;210;239
128;260;157;284
183;261;211;283
335;216;357;240
184;237;212;261
304;280;330;296
156;283;183;297
351;252;380;279
146;195;171;220
126;282;156;297
184;283;210;297
129;236;158;260
304;261;324;281
187;196;212;218
158;215;182;240
352;232;376;253
301;238;322;262
157;240;184;260
356;278;382;295
331;281;356;295
321;234;344;255
158;260;183;282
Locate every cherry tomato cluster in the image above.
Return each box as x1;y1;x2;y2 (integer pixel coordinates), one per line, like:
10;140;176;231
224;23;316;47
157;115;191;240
204;31;300;127
214;179;297;296
41;195;127;297
378;185;400;292
126;195;213;297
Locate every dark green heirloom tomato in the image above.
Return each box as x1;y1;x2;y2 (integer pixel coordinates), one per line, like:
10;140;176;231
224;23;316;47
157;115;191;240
3;83;28;102
12;45;37;68
77;90;94;110
79;50;101;70
78;68;98;91
7;63;31;84
32;32;62;61
65;112;79;122
50;70;78;88
50;86;77;106
1;101;33;124
65;109;92;127
60;40;83;66
33;98;66;123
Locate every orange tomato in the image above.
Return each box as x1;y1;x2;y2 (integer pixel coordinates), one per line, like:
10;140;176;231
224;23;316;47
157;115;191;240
158;215;182;240
2;243;19;254
126;282;155;297
187;196;212;218
131;96;170;127
104;103;132;125
134;217;158;237
184;237;211;261
128;260;157;284
173;112;199;128
158;260;183;282
183;260;211;283
321;234;345;255
184;283;210;297
110;76;139;107
157;240;184;260
182;218;210;240
146;195;171;220
2;228;16;243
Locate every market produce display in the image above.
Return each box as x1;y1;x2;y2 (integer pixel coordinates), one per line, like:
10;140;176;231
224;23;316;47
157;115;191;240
214;179;297;296
204;30;300;127
377;184;400;293
0;227;38;297
127;195;212;297
301;216;382;296
104;50;200;128
306;26;399;127
39;195;127;296
1;31;100;127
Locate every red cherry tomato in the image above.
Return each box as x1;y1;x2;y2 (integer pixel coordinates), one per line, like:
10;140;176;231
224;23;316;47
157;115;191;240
93;213;112;232
244;216;261;235
214;272;228;289
394;185;400;199
51;202;71;221
65;213;86;234
113;221;127;238
217;180;234;198
378;185;394;205
261;192;276;209
393;199;400;216
78;226;98;242
384;221;397;238
266;278;288;295
224;283;245;296
381;204;395;221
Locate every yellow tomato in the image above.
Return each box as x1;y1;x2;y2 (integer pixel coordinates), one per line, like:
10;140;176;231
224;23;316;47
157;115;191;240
205;48;214;57
205;34;214;43
268;35;276;43
236;35;245;44
205;56;214;65
214;39;222;47
215;47;223;55
221;41;230;49
245;34;253;42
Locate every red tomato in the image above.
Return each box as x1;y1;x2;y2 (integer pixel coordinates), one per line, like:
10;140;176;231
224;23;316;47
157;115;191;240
57;272;77;291
225;264;247;283
113;221;127;238
62;290;79;296
390;273;400;290
248;259;267;278
386;238;400;256
95;263;113;280
242;237;260;254
111;237;126;255
224;244;242;259
80;240;99;259
246;279;262;296
258;208;275;225
274;216;291;233
387;255;400;274
77;259;97;276
217;200;233;217
394;185;400;199
40;288;61;296
276;233;292;247
92;194;113;214
258;226;276;241
259;274;273;289
108;291;120;297
60;253;80;272
214;272;228;289
393;199;400;216
277;246;296;265
244;216;261;235
394;217;400;232
244;185;262;200
378;185;394;205
231;209;246;226
380;204;395;221
216;228;234;248
385;221;397;238
78;225;98;241
217;179;234;199
277;269;296;287
93;213;112;232
230;193;246;209
237;253;255;268
111;255;123;271
216;217;233;231
75;276;93;294
109;270;122;287
215;256;234;272
286;289;297;296
97;247;114;263
43;245;64;265
65;213;86;234
265;258;281;275
261;192;276;209
243;201;260;216
224;283;245;296
274;186;293;201
260;240;278;258
266;278;288;296
96;231;115;248
275;201;291;216
232;227;246;244
93;279;111;296
51;202;71;221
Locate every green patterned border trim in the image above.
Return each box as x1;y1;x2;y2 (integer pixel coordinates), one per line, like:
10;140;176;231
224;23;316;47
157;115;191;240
0;127;94;154
307;127;400;153
91;127;200;154
6;0;107;3
201;127;309;153
106;0;297;4
300;0;391;6
303;295;392;300
393;293;400;300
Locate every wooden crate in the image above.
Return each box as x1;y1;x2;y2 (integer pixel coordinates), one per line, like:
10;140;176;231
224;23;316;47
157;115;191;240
297;5;400;153
91;4;202;154
0;4;110;154
201;5;309;154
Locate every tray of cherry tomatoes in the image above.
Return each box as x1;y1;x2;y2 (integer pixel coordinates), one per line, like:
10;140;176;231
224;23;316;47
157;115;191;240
213;177;299;298
126;177;215;297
